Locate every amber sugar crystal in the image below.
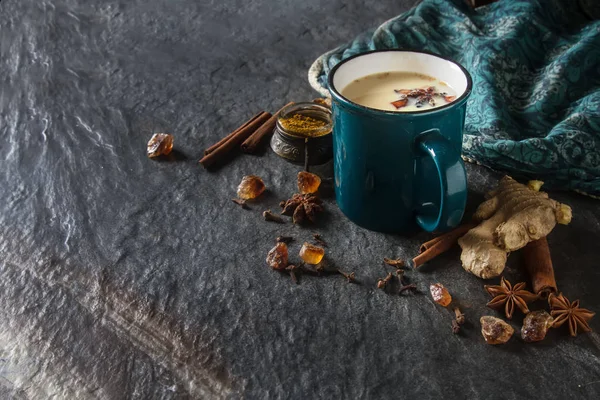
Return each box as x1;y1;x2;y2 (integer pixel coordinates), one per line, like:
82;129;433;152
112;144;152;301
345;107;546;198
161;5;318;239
521;310;554;343
299;242;325;265
237;175;266;200
297;171;321;194
430;283;452;307
147;133;174;157
480;316;514;345
266;242;288;270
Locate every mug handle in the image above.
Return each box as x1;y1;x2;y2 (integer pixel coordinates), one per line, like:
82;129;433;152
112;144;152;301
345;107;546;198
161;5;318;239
415;129;467;232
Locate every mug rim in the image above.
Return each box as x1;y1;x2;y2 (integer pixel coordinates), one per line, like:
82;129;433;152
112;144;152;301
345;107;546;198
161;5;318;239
327;49;473;116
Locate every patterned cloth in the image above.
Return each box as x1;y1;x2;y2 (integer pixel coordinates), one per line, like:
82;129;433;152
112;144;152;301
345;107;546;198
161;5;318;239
309;0;600;196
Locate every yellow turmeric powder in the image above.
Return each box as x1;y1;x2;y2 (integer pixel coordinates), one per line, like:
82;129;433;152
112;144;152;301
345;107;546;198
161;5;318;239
279;114;330;137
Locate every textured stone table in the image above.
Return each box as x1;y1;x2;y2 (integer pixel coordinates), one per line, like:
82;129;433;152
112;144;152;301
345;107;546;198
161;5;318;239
1;0;600;398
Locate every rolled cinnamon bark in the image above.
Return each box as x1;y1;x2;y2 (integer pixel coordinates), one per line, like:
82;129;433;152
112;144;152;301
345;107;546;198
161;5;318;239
241;102;294;154
419;223;477;254
522;237;557;298
199;111;272;168
413;222;477;268
204;111;269;155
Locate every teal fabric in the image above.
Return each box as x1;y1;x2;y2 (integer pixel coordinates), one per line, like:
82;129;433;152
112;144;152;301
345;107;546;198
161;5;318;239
309;0;600;196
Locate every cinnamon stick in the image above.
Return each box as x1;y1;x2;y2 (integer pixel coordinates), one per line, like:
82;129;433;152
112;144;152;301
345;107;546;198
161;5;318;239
522;237;557;298
204;111;269;155
199;111;272;168
241;102;294;154
413;222;477;268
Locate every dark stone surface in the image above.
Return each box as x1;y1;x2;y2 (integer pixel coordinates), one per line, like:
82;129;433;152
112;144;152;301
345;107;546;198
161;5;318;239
1;0;600;399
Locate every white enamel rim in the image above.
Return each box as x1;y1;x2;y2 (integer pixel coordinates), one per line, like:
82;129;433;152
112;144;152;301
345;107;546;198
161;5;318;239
328;49;473;115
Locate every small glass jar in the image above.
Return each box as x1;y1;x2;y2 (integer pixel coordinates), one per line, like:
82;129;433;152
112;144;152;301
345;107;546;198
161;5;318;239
270;102;333;166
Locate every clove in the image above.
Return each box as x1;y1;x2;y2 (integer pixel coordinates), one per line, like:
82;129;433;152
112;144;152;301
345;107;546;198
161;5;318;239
286;265;299;284
454;307;465;325
263;210;284;223
337;269;357;283
399;283;417;294
232;198;249;209
384;257;405;268
451;319;461;334
312;233;327;247
452;307;465;334
377;272;393;289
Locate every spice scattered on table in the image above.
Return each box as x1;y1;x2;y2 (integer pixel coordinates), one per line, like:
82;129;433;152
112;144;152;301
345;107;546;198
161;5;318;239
521;310;554;342
413;222;476;268
297;171;321;194
522;237;557;298
312;233;327;247
192;105;586;345
548;293;595;337
241;102;294;154
451;320;461;334
398;283;417;294
377;272;393;289
299;242;325;265
263;210;283;223
454;307;465;325
452;307;466;334
281;193;324;224
480;316;514;345
267;238;355;285
286;264;299;284
484;277;538;320
383;257;405;268
430;283;452;306
147;133;174;158
231;198;249;209
200;111;272;168
237;175;266;200
266;242;288;270
337;269;356;283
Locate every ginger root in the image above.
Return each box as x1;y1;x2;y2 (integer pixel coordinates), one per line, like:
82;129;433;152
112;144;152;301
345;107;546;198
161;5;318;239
458;176;572;279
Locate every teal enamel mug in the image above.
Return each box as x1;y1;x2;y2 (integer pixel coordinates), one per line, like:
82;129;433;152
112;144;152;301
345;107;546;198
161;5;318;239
328;50;472;233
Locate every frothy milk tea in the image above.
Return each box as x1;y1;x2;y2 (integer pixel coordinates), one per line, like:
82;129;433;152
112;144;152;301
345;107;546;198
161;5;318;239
341;71;458;112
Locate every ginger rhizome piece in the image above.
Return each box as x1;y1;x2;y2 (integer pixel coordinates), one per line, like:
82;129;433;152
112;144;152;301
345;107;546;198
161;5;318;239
458;176;572;279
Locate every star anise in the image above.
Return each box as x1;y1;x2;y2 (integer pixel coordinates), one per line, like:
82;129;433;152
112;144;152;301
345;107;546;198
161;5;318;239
548;293;595;337
484;276;538;320
280;193;324;224
392;86;455;109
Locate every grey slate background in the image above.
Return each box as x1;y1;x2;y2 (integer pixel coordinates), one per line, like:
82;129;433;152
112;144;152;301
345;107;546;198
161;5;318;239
1;0;600;398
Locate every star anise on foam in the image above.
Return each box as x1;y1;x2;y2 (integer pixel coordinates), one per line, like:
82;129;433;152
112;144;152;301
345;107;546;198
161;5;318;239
392;86;456;109
484;276;538;320
548;293;595;337
280;193;323;224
